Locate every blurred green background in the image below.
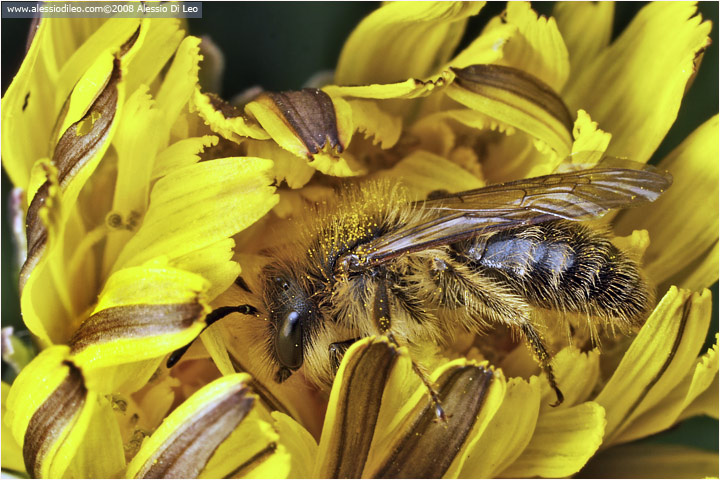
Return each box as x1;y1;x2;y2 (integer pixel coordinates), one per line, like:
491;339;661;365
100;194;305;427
1;1;717;454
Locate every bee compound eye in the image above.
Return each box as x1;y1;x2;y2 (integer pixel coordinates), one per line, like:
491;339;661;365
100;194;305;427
275;310;304;370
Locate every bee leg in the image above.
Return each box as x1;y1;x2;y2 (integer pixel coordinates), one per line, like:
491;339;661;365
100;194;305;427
374;274;448;422
520;322;564;407
329;339;360;374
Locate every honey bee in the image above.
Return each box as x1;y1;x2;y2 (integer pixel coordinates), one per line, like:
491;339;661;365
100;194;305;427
169;159;671;411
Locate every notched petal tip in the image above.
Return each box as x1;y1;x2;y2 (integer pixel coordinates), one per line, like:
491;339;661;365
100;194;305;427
192;88;269;142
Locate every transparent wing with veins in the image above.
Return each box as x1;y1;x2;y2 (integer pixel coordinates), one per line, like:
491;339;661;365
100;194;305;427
339;163;672;272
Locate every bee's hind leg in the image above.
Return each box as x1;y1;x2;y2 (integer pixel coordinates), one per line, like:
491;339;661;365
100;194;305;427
520;322;564;407
373;272;448;422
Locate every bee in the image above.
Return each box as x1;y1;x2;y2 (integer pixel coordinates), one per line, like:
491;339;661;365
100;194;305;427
168;159;671;411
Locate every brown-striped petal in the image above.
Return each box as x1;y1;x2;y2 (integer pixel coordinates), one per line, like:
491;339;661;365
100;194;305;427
20;48;127;294
367;363;495;478
69;303;204;354
6;347;125;478
446;64;574;157
314;337;400;478
23;361;86;478
248;88;345;155
245;88;359;177
126;374;256;479
68;265;209;383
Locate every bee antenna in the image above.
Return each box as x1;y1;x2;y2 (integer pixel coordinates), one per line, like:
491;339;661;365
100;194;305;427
166;304;258;368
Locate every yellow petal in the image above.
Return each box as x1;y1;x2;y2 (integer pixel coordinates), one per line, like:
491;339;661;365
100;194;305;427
540;346;601;409
112;156;277;270
152;134;219;180
446;64;573;157
154;35;201;143
68;265;210;377
494;2;570;91
374;150;484;199
596;287;712;445
1;383;25;474
124;18;185;93
335;2;483;85
364;357;503;478
55;19;142;121
1;20;55;189
315;337;400;478
613;335;719;445
563;2;712;163
126;373;257;479
324;71;452;100
579;443;719;479
170;238;241;301
449;21;515;69
571;109;612;155
553;2;614;81
200;324;235;376
272;412;319;479
500;401;605;478
102;86;162;272
63;395;126;478
246;140;315;189
459;376;542;478
680;372;718;421
192;88;269;142
615;115;719;291
6;348;122;478
348;99;403;149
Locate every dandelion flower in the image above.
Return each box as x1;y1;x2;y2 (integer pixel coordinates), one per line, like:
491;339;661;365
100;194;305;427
2;2;718;479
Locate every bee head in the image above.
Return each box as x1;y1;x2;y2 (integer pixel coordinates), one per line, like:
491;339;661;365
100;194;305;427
264;271;316;383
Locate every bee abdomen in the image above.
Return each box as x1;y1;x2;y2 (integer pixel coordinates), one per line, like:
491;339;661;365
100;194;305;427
458;221;651;328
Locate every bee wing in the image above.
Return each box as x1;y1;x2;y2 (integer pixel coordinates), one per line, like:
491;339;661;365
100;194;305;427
350;164;671;268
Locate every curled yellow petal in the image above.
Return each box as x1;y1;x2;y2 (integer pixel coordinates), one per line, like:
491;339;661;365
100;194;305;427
6;348;123;478
596;287;712;445
126;373;256;479
69;265;209;373
192;88;269;142
315;337;400;478
446;64;573;157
